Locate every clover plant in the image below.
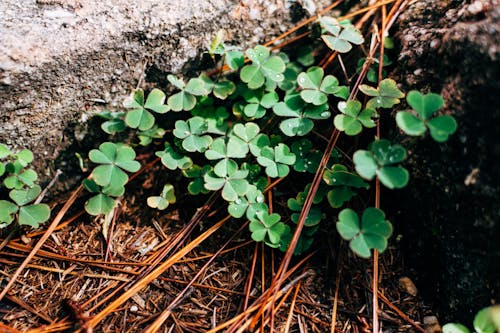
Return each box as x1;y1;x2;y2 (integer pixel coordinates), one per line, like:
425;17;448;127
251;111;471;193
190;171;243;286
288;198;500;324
443;306;499;333
78;24;458;261
0;144;51;228
396;91;457;142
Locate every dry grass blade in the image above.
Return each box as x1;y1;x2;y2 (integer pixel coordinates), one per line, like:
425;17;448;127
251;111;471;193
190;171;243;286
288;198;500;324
0;185;82;302
378;292;426;333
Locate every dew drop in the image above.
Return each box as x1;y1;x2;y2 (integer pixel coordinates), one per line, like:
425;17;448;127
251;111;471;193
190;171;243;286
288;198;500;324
234;199;242;205
338;101;347;109
320;112;330;117
256;196;264;203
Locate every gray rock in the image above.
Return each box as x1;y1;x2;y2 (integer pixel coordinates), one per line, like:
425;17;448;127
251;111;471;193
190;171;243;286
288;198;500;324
0;0;315;183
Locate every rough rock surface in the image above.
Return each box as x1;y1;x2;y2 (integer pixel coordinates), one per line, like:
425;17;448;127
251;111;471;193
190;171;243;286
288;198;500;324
390;0;499;322
0;0;318;185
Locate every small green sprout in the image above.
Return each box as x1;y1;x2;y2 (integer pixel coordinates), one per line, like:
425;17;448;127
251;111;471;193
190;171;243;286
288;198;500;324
336;207;392;258
396;91;457;142
443;306;498;333
173;117;213;153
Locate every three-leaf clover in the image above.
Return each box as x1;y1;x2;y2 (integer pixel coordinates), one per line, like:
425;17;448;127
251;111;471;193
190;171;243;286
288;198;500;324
3;163;38;189
249;211;288;246
240;45;286;89
242;89;278;119
173;117;213;152
147;184;176;210
359;78;405;109
334;100;377;135
256;143;296;178
227;122;261;158
323;164;369;208
203;160;249;201
0;185;51;228
297;66;348;105
273;93;330;136
167;74;212;111
287;190;323;227
336;207;393;258
396;91;457;142
353;139;409;189
228;185;267;219
319;17;364;53
156;142;193;170
124;89;169;130
89;142;141;187
191;104;229;135
182;165;211;195
83;179;118;216
290;138;323;173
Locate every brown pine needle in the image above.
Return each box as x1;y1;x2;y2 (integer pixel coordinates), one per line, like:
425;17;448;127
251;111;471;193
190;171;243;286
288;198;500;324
0;185;83;302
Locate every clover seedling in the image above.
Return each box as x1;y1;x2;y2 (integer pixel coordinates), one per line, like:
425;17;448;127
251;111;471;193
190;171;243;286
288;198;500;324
273;93;330;136
203;160;249;201
319;17;364;53
323;164;369;208
156;142;193;170
297;66;348;105
353;139;409;189
359;78;405;109
336;207;392;258
124;89;169;130
147;184;176;210
249;211;288;246
256;143;296;178
89;142;141;187
396;91;457;142
334;100;377;135
173;117;213;153
240;45;286;89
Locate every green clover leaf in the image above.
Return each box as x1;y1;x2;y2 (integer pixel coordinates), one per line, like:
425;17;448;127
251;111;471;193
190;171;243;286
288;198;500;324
124;89;169;130
15;149;34;167
227;122;261;158
290;138;322;173
0;143;11;159
4;167;38;189
89;142;141;187
213;79;237;100
323;164;369;208
98;110;127;134
147;184;176;210
256;143;296;178
156;142;193;170
359;79;405;109
203;160;249;201
353;139;409;189
473;307;496;333
137;125;165;146
173;117;213;153
242;89;278;119
0;200;18;226
191;104;229;135
85;193;116;216
396;91;457;142
278;61;302;92
240;45;286;89
334;100;377;136
18;204;51;228
320;17;364;53
287;191;323;227
297;66;348;105
9;185;41;206
228;185;267;219
183;165;212;195
273;93;330;136
249;211;287;245
226;51;245;70
278;225;315;255
336;207;393;258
